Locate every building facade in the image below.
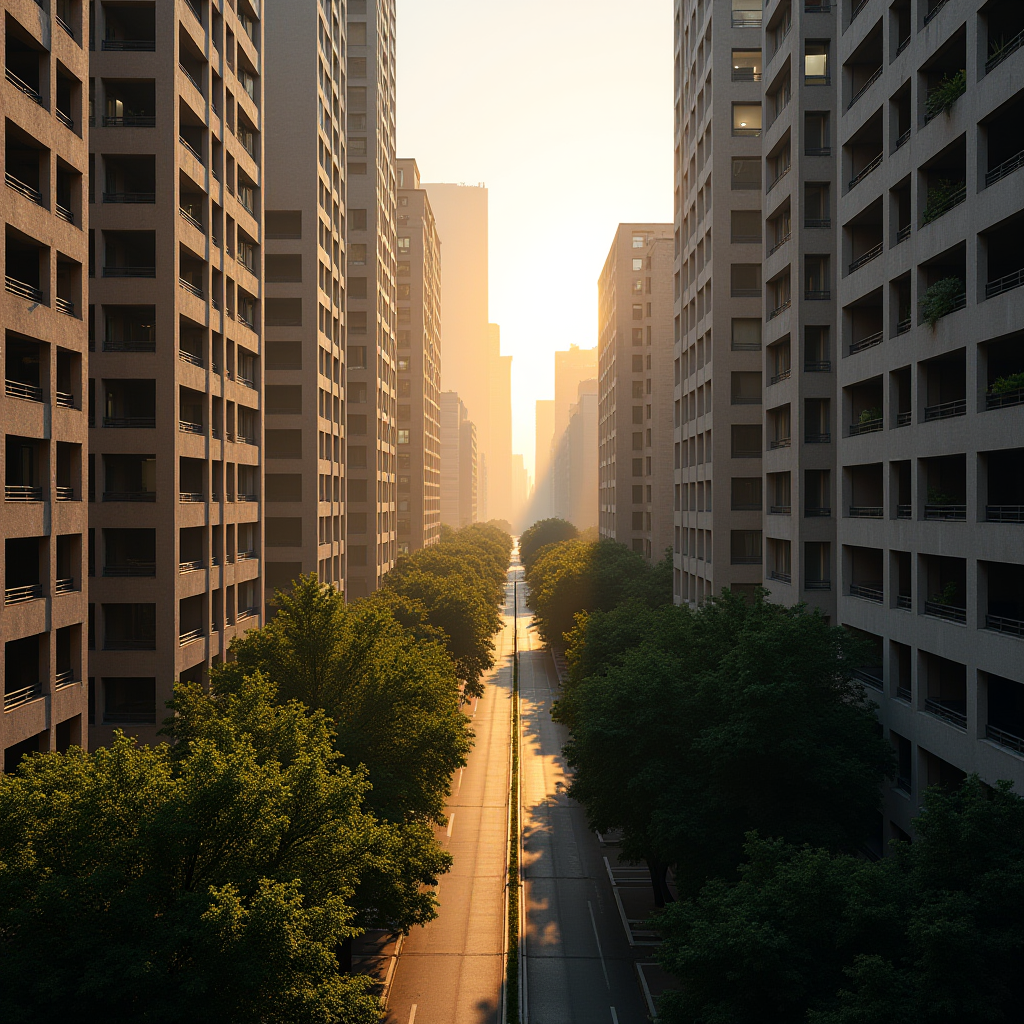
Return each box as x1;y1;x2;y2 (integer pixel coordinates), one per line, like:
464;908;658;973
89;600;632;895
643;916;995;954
396;157;441;554
439;390;476;529
87;0;265;748
532;398;555;521
834;0;1024;841
760;0;839;619
598;224;675;562
553;379;598;532
345;0;397;598
263;0;346;599
674;0;768;606
2;0;90;767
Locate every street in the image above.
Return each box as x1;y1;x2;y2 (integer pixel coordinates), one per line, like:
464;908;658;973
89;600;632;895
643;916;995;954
387;552;651;1023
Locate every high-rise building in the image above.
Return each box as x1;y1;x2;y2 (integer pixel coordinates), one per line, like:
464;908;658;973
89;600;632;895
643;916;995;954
487;323;513;522
2;0;90;768
345;0;397;598
554;343;597;442
553;379;598;531
87;0;265;748
597;224;675;562
264;0;346;598
834;0;1024;840
439;391;476;528
396;157;441;555
673;0;765;605
510;453;529;529
760;0;838;619
533;398;555;521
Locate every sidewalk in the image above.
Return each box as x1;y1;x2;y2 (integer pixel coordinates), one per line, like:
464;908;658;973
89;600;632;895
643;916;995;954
353;930;403;1008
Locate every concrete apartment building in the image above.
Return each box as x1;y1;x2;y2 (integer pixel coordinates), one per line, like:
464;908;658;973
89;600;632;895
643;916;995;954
345;0;397;598
87;0;264;747
833;0;1024;840
262;0;346;597
673;0;767;605
760;0;839;619
396;157;441;555
2;0;90;768
598;224;675;562
439;390;477;529
553;378;598;532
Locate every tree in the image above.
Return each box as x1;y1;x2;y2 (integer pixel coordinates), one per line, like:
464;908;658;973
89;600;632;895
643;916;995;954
0;677;385;1024
526;538;672;645
562;591;894;897
518;517;578;575
656;777;1024;1024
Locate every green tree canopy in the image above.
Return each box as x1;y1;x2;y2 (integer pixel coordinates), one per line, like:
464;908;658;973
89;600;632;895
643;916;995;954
0;676;386;1024
518;517;579;575
526;538;672;644
560;591;894;894
656;777;1024;1024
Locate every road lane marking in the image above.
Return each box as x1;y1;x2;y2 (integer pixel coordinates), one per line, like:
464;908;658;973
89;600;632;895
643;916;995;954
407;1005;417;1024
588;900;610;989
446;813;455;838
456;767;464;795
610;1010;619;1024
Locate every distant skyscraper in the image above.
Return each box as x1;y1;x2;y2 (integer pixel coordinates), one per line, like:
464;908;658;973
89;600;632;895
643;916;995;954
440;392;477;528
510;454;529;529
345;0;398;598
554;344;598;442
598;224;675;562
2;0;90;767
487;324;513;521
533;399;555;521
264;0;346;596
87;0;265;749
396;158;442;554
553;380;598;532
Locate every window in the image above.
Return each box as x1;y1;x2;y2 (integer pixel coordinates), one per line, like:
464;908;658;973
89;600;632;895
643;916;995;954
732;477;763;511
805;183;830;227
266;518;302;547
731;530;763;565
731;210;762;243
348;346;367;369
397;237;410;253
731;372;763;404
805;112;830;155
732;0;761;27
632;304;643;320
632;258;643;271
266;211;301;239
349;243;367;265
732;103;762;136
731;264;762;297
398;429;410;444
731;157;761;190
632;234;646;248
731;424;762;457
805;42;830;84
732;317;762;350
103;677;156;725
731;49;762;81
265;430;302;459
805;255;830;298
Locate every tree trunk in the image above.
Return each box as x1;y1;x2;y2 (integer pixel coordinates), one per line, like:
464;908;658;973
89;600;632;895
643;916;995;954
337;935;354;974
646;858;675;907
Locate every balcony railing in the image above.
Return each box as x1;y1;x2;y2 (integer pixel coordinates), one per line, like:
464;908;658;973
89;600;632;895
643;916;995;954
54;668;75;687
767;298;791;320
923;398;966;421
896;128;911;150
923;0;951;24
849;0;870;21
55;578;75;594
102;38;157;51
986;149;1024;188
766;164;791;195
5;484;44;501
896;317;912;335
179;278;205;299
102;115;157;127
896;411;912;426
852;667;883;690
179;420;205;435
5;378;44;402
805;218;831;229
180;491;205;503
5;67;43;103
6;276;44;302
897;595;912;610
987;723;1024;754
849;417;883;436
179;349;205;368
179;559;207;573
731;68;762;82
769;504;792;515
105;335;156;352
237;549;258;561
103;562;156;577
769;570;792;584
103;416;156;428
805;580;832;590
732;10;762;27
925;697;967;729
848;67;882;110
986;505;1024;523
924;504;966;521
849;506;883;518
4;684;42;711
238;493;259;503
5;172;43;205
804;506;831;517
55;486;75;501
849;153;883;190
103;490;156;502
850;583;883;603
103;266;156;278
850;331;883;354
769;437;792;449
767;232;792;257
804;360;831;372
179;627;205;646
986;386;1024;410
55;297;75;316
104;638;156;651
897;504;912;519
770;368;791;385
986;268;1024;299
805;432;831;444
986;613;1024;637
924;601;967;624
849;243;883;273
5;583;44;604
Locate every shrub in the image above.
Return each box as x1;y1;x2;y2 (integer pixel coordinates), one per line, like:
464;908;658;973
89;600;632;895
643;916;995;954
925;69;966;119
920;276;964;326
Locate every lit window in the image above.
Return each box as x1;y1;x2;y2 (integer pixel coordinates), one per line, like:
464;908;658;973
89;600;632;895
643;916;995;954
632;258;643;271
632;234;645;248
397;237;410;253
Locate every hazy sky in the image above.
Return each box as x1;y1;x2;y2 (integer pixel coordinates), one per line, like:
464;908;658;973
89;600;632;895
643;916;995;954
396;0;673;479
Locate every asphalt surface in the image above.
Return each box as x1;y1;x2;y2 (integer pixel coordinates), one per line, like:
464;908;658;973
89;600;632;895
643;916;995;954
387;554;650;1023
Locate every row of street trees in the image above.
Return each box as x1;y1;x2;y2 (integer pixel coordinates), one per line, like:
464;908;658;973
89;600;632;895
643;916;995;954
524;519;1024;1024
0;524;511;1024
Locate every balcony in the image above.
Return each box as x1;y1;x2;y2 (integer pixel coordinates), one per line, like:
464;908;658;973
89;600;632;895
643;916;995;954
923;398;966;421
849;244;882;274
924;504;966;521
849;331;883;355
4;684;42;711
5;582;44;605
852;667;883;690
850;582;883;603
925;697;967;729
849;417;882;436
924;601;967;624
987;268;1024;300
849;153;882;191
849;506;882;518
986;149;1024;189
987;723;1024;754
